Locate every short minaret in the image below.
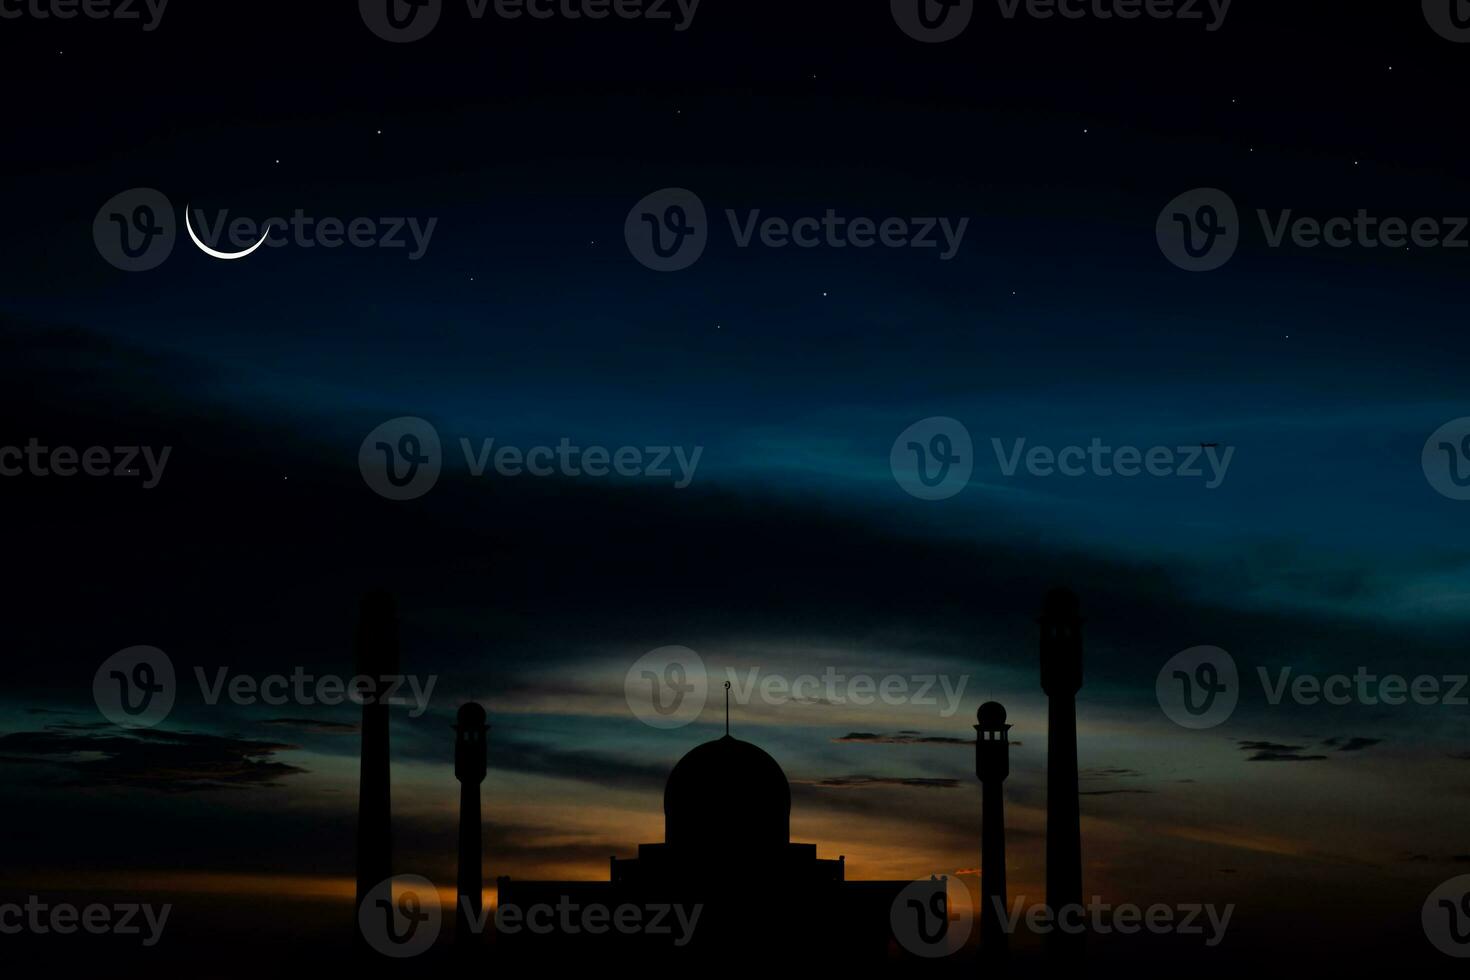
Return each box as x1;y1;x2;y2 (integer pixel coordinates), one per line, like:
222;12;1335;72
1038;588;1084;954
975;701;1012;960
354;592;398;926
453;702;489;947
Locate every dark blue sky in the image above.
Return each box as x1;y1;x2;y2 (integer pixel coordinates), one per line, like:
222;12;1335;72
3;1;1470;968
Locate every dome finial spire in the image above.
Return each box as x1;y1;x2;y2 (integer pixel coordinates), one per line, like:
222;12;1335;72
724;680;731;736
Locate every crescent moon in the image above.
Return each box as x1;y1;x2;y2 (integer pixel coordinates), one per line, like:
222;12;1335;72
185;205;272;260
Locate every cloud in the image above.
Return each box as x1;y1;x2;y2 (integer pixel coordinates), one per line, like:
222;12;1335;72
796;775;962;790
1405;853;1470;865
1079;789;1153;796
1323;737;1382;753
0;725;307;792
1237;740;1327;763
261;718;360;735
833;732;974;747
489;736;669;792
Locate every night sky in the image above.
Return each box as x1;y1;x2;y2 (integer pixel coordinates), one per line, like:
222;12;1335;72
2;0;1470;971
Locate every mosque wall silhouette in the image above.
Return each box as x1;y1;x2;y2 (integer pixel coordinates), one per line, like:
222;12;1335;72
350;588;1088;964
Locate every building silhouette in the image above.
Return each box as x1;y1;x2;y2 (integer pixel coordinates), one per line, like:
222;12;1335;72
975;700;1012;961
346;589;1095;965
453;701;489;947
1039;587;1084;955
353;591;398;923
497;733;921;964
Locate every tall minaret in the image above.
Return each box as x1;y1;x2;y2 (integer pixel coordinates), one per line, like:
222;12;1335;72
354;592;399;922
975;700;1012;960
1038;588;1084;953
453;702;489;947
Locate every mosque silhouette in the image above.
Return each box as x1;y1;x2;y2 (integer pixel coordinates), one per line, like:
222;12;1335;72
351;588;1088;966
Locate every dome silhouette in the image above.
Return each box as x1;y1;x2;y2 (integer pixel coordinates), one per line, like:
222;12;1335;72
663;735;791;850
977;700;1008;727
456;701;487;726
